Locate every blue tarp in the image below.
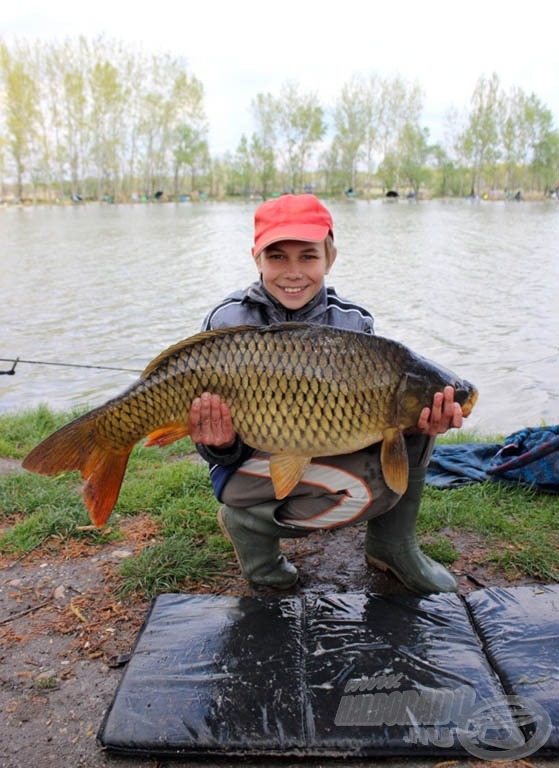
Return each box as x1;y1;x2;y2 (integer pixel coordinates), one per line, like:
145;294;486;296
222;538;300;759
427;426;559;493
427;442;501;488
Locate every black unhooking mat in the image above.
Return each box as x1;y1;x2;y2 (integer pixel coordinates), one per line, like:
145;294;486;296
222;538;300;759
98;586;559;759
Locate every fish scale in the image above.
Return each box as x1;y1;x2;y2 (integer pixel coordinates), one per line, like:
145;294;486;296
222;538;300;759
22;322;478;527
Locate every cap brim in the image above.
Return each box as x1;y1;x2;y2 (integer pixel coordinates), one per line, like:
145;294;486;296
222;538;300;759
254;223;331;256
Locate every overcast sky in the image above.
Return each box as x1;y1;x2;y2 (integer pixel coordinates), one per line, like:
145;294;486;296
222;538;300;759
2;0;557;155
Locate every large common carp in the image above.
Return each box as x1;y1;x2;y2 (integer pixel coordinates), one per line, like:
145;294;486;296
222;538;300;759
23;323;477;528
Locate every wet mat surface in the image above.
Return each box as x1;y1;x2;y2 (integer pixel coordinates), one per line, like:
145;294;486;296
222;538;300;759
98;587;558;758
465;585;559;750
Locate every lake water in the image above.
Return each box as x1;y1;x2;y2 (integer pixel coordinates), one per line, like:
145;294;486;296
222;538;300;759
1;198;558;437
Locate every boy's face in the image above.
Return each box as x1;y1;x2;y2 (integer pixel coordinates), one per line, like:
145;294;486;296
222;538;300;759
254;239;335;311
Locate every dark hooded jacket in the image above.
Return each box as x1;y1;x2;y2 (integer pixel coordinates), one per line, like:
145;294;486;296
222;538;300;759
197;281;375;499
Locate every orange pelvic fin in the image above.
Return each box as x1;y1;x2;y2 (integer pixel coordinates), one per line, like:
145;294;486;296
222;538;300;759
144;423;190;447
380;427;409;495
22;411;131;528
269;453;312;499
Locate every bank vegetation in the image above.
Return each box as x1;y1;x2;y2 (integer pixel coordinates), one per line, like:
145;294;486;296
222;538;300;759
1;407;557;595
1;37;558;204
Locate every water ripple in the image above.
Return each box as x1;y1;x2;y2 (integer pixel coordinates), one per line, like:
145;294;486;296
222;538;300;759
2;199;558;436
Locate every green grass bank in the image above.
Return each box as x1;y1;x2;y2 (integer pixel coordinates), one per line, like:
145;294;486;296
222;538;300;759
0;407;557;596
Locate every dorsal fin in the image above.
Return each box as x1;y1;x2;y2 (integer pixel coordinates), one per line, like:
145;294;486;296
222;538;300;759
140;322;315;377
140;326;255;377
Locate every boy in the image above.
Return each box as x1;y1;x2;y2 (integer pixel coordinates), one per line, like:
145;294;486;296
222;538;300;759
190;194;464;593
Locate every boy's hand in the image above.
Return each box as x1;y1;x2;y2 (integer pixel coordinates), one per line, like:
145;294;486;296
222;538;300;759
189;392;237;449
416;385;464;436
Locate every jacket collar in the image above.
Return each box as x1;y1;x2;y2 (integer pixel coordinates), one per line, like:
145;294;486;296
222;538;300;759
244;280;329;322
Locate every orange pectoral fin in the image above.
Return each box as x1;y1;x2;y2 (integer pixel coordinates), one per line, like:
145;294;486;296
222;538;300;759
269;454;312;499
380;427;409;495
144;424;190;448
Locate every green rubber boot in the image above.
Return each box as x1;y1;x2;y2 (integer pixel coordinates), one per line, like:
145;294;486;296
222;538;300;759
218;503;308;589
365;435;458;594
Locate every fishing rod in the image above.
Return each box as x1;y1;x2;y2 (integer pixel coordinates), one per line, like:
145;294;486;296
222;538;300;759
3;349;556;377
0;357;142;376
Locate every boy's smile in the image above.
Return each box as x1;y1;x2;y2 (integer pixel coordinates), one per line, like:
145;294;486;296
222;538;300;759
254;239;335;311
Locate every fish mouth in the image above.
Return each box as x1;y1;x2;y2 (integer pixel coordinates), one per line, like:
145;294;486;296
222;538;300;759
459;385;479;417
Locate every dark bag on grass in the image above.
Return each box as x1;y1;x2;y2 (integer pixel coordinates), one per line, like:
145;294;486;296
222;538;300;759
486;425;559;494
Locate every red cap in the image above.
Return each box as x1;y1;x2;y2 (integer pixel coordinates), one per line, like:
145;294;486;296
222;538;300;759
253;194;334;256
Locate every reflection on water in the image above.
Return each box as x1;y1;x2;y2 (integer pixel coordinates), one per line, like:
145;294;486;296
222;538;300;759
2;199;558;436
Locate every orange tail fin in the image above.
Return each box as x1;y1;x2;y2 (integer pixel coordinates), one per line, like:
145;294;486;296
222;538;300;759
22;412;131;528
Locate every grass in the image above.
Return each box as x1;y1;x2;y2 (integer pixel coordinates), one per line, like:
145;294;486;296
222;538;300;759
0;409;557;595
0;407;229;597
419;482;558;580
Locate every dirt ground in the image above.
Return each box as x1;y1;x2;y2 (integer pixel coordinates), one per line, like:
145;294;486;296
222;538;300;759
0;458;556;768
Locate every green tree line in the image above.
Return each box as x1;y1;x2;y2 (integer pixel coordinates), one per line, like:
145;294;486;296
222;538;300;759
1;37;558;202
